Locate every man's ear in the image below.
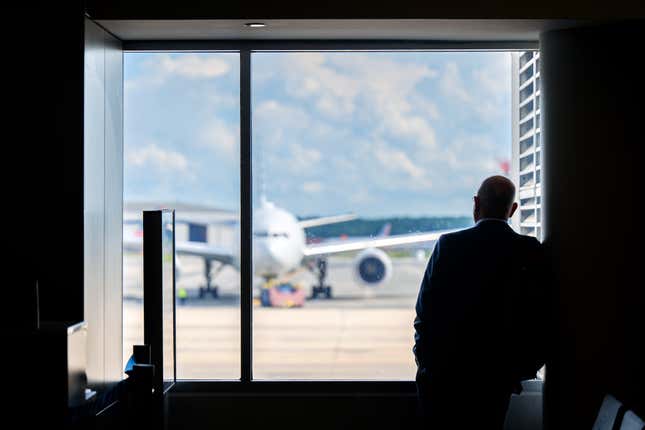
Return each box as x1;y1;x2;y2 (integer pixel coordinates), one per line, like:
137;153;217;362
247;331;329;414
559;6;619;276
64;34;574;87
509;202;518;218
473;196;481;221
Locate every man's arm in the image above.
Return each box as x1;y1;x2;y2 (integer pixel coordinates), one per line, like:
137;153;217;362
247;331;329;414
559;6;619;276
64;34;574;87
514;238;549;380
413;237;444;372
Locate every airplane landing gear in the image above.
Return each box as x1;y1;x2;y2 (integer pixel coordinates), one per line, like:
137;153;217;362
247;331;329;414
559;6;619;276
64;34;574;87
311;285;332;299
198;259;221;299
310;258;332;299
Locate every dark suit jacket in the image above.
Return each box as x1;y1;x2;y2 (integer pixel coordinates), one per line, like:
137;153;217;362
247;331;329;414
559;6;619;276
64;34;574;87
414;219;547;401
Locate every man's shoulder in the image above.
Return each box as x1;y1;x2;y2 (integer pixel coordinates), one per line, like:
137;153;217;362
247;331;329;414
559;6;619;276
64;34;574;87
514;231;542;249
439;225;478;244
508;232;544;263
438;223;542;250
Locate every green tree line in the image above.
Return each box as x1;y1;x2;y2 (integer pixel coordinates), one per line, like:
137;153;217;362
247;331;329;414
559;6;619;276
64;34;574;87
302;216;473;239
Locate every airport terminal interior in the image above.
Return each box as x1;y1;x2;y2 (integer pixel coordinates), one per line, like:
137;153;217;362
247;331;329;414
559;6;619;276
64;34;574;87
9;2;644;430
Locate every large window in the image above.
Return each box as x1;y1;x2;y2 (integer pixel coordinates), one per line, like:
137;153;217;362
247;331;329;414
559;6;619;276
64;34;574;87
123;48;515;381
123;52;240;379
251;52;511;379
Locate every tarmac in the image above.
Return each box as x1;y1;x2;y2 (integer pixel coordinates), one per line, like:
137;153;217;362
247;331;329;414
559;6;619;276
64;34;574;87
124;254;428;380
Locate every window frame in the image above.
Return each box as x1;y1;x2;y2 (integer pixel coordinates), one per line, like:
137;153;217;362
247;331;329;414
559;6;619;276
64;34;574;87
122;39;538;392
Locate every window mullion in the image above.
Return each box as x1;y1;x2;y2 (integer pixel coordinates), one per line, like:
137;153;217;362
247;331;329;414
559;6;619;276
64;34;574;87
240;48;253;383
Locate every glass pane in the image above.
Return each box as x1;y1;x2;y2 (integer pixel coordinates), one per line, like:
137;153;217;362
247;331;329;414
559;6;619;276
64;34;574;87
123;52;240;379
251;52;512;379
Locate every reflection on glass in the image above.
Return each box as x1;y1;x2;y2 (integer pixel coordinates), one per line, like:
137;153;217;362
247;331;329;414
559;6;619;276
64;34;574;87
162;213;175;386
251;52;512;379
123;52;240;379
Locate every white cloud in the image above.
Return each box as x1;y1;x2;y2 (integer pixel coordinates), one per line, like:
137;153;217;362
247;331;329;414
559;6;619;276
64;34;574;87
124;52;512;216
440;57;510;121
473;54;510;96
380;112;438;149
126;53;232;90
126;143;189;172
349;187;374;205
471;55;511;120
440;62;472;104
286;144;322;173
302;181;324;193
158;54;230;79
411;96;441;120
254;100;312;140
374;145;432;186
273;53;439;149
200;120;238;157
282;53;359;119
436;133;509;190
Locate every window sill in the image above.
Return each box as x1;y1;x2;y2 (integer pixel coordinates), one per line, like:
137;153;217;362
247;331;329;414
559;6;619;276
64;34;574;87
169;380;418;396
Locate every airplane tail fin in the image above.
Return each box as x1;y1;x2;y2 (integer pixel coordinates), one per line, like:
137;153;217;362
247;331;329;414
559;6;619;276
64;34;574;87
378;222;392;237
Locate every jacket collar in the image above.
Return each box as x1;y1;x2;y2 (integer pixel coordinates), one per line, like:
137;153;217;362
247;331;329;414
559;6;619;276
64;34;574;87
475;218;513;231
475;218;509;225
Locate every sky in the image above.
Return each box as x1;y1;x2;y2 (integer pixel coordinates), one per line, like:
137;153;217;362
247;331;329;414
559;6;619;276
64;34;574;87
124;51;511;217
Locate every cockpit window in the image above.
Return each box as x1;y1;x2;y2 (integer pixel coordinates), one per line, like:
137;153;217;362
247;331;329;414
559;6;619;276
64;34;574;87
254;231;289;238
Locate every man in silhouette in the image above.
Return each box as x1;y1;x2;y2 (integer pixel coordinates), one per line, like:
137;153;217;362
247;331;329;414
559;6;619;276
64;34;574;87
414;175;546;428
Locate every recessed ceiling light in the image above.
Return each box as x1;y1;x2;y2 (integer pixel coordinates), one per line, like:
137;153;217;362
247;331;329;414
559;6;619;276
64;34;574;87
245;23;266;28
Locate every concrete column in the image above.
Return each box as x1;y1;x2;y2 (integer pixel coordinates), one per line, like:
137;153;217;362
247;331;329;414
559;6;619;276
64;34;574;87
84;17;124;388
540;22;645;428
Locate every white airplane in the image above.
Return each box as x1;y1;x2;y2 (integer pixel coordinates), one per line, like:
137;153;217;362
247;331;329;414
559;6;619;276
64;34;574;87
124;198;456;299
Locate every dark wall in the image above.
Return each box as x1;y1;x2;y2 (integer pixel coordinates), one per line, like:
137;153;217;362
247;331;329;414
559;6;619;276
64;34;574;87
541;23;645;427
167;392;418;430
85;0;644;19
7;2;85;427
8;2;85;327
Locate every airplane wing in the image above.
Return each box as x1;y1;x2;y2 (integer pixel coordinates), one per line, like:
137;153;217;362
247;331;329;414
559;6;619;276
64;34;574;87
302;229;458;257
123;237;236;266
174;242;236;265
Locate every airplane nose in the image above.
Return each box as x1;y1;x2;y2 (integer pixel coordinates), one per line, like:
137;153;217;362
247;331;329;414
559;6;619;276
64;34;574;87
253;239;281;274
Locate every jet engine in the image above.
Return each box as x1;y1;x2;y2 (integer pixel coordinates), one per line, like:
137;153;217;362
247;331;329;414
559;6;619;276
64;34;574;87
353;248;392;286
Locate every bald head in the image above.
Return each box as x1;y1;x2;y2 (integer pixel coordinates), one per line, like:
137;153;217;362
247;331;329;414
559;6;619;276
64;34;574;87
474;176;517;221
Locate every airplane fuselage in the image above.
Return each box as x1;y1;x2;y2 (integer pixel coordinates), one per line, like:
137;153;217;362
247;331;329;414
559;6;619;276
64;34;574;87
251;200;307;279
